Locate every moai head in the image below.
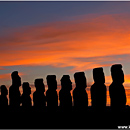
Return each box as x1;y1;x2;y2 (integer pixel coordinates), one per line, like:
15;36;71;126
0;85;8;96
74;72;87;89
46;75;57;90
111;64;124;84
22;82;31;95
34;78;45;92
93;67;105;84
11;71;21;87
61;75;72;91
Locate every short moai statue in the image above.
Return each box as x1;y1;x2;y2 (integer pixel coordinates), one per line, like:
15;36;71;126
91;67;107;110
59;75;72;111
0;85;8;107
21;82;32;107
46;75;58;110
73;72;88;110
33;79;46;108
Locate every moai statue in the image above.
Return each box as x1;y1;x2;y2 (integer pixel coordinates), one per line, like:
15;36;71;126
109;64;126;110
0;85;8;107
73;72;88;110
9;71;21;107
21;82;32;107
59;75;72;111
46;75;58;110
91;67;107;110
33;79;46;108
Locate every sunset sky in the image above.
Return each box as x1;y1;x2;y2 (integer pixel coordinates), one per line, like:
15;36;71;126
1;1;130;106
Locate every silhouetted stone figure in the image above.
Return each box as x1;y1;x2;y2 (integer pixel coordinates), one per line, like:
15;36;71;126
91;67;107;110
33;79;46;108
21;82;32;107
109;64;127;110
59;75;72;111
46;75;58;110
0;85;8;107
9;71;21;107
73;72;88;110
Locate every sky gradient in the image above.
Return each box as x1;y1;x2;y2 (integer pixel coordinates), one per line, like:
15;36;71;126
0;1;130;106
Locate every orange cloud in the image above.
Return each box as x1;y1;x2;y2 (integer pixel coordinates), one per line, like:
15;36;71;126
1;13;130;71
0;72;24;80
0;73;10;80
0;72;25;87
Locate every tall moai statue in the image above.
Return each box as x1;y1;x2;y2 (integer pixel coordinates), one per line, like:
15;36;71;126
109;64;127;109
21;82;32;107
91;67;107;109
46;75;58;110
59;75;72;111
33;79;46;108
73;72;88;110
9;71;21;107
0;85;8;107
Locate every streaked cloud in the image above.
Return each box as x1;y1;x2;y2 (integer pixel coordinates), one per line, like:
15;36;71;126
0;72;25;86
0;13;130;72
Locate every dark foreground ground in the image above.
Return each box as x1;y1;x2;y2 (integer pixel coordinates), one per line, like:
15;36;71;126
0;106;130;129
